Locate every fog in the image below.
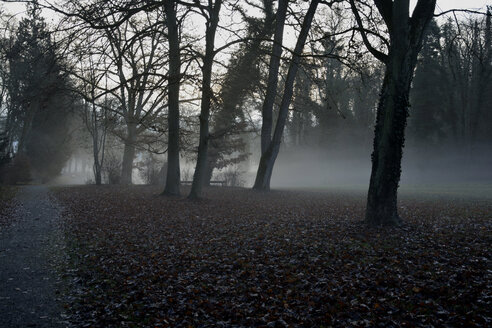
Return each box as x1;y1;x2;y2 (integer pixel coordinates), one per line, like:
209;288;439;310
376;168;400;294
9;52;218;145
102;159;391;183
1;0;491;202
256;141;492;199
266;145;372;189
50;135;492;202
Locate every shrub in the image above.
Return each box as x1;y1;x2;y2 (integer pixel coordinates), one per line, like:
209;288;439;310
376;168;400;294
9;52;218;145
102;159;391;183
102;152;121;185
138;155;166;185
0;154;32;185
217;165;245;187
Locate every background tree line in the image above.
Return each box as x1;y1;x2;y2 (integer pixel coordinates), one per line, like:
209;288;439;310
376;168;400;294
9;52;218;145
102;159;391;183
0;0;490;225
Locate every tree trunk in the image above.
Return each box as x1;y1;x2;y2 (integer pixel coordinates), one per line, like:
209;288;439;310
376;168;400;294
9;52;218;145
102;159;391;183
189;104;211;199
260;0;288;156
254;0;320;190
364;0;436;225
163;1;181;196
365;71;410;225
120;122;136;184
94;163;102;185
93;132;102;185
188;0;222;200
89;98;103;186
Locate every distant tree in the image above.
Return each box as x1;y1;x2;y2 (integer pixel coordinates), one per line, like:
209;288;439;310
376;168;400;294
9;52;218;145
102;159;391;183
5;2;75;182
349;66;381;134
428;18;468;146
103;14;168;185
205;0;275;186
312;36;351;146
286;6;381;151
288;61;321;147
81;92;115;186
56;0;194;190
138;152;165;185
482;7;492;142
465;10;492;151
407;19;444;148
0;9;13;167
68;33;115;185
409;11;492;155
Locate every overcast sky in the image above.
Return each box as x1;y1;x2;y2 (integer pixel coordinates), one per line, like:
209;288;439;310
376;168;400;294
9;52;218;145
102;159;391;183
2;0;491;17
431;0;489;13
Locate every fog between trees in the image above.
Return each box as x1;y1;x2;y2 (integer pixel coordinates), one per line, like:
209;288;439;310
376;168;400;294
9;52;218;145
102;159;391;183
0;1;491;224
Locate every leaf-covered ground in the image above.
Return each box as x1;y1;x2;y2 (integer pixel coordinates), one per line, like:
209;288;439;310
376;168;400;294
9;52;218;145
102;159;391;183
53;185;491;327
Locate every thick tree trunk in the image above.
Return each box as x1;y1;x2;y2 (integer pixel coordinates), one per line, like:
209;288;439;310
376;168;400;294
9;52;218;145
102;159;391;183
364;0;436;225
163;1;181;196
120;123;136;185
189;109;210;199
365;71;410;225
254;0;320;190
189;87;212;199
253;145;277;190
188;0;222;200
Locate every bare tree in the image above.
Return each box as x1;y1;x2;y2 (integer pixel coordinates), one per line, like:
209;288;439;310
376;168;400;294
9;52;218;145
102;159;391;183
259;0;288;157
350;0;436;225
102;12;168;184
162;0;181;196
79;58;111;185
253;0;321;190
188;0;223;200
51;0;195;190
0;9;14;161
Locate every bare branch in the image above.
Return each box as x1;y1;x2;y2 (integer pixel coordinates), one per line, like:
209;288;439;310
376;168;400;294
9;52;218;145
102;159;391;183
349;0;388;63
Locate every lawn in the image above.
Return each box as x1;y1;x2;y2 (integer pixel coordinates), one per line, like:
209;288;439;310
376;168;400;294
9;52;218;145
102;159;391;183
52;185;491;327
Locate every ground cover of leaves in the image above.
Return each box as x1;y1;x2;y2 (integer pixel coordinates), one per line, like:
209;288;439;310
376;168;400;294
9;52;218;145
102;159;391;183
53;185;491;327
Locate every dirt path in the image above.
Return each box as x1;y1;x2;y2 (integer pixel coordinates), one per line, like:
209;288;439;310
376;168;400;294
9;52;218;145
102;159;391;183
0;185;68;327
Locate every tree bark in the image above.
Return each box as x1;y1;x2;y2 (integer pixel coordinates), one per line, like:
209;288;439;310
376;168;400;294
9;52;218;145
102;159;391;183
364;0;436;225
260;0;288;156
254;0;320;190
92;111;102;185
188;0;222;200
120;122;136;184
163;1;181;196
87;95;104;186
94;161;102;185
365;71;409;225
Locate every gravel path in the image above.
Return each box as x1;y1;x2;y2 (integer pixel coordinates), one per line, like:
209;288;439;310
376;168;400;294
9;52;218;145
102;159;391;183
0;185;68;327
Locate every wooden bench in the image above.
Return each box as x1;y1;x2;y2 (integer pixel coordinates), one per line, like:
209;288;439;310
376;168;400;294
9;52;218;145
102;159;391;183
181;180;226;186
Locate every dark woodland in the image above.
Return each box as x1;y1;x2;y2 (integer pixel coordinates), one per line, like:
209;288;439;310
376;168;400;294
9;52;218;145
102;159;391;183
0;0;491;326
